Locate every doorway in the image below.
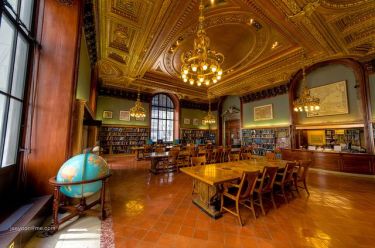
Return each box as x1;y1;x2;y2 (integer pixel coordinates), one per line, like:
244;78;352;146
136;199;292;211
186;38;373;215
225;119;240;147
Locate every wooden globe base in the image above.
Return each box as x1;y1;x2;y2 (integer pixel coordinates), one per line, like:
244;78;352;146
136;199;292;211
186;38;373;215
48;174;111;234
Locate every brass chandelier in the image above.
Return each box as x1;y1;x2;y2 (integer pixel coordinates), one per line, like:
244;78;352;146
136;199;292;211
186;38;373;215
293;67;320;112
130;89;146;118
180;0;224;86
203;97;216;125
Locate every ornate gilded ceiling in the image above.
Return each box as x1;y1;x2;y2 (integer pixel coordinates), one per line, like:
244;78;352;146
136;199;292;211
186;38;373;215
96;0;375;101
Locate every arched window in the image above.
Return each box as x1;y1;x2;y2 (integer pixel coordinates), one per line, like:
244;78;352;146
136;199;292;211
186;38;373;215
151;94;174;142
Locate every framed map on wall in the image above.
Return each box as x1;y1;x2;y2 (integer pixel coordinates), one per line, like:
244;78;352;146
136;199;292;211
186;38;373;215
307;80;348;117
254;104;273;121
119;111;130;121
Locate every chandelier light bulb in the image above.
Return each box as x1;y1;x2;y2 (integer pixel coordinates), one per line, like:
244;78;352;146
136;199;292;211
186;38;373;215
180;0;224;87
189;79;194;85
183;78;188;82
217;70;223;75
212;78;217;83
217;75;221;80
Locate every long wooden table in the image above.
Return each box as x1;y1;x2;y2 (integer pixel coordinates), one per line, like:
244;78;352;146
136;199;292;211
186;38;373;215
180;159;288;218
149;151;189;174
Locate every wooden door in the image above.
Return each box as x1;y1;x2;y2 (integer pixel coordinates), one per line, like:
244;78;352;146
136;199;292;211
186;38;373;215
225;120;240;146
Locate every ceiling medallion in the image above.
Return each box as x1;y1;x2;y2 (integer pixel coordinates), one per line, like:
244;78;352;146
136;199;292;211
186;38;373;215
203;96;216;125
293;67;320;112
130;89;146;118
180;0;224;87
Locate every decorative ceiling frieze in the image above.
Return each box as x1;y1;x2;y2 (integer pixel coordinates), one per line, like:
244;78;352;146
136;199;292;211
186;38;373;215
94;0;375;101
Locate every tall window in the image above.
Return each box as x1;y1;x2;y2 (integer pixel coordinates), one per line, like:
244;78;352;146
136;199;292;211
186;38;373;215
151;94;174;142
0;0;35;167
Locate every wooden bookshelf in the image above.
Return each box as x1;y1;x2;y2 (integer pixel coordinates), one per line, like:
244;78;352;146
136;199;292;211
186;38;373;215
99;125;150;154
241;127;290;154
180;128;217;144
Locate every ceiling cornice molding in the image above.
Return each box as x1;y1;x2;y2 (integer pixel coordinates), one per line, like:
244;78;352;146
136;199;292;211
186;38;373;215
240;83;289;103
83;0;98;66
98;86;152;102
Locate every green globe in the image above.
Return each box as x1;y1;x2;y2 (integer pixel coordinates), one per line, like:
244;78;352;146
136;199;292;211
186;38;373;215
56;153;109;198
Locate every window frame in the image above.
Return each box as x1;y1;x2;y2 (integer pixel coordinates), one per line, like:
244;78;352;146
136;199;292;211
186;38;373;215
0;0;36;168
151;94;175;142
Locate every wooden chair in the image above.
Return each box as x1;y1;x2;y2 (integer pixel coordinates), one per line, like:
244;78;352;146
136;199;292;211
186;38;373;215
164;150;179;171
155;147;165;153
254;166;278;216
294;160;312;195
191;156;206;166
229;153;240;162
221;171;260;226
223;148;231;162
241;153;252;160
142;145;152;159
274;162;297;203
205;149;215;164
265;151;276;160
215;147;224;163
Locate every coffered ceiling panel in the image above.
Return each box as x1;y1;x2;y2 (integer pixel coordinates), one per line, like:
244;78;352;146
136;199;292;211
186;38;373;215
95;0;375;101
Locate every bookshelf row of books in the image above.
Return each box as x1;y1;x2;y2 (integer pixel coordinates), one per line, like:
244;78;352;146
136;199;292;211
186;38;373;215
242;127;290;154
180;128;217;144
99;125;150;154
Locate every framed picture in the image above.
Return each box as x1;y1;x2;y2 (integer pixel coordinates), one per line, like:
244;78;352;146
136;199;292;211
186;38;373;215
193;118;199;126
254;104;273;121
103;111;113;119
184;118;190;125
119;111;130;121
307;80;348;117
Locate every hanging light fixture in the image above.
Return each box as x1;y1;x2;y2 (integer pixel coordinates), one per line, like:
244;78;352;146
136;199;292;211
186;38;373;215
203;96;216;125
293;66;320;112
180;0;224;87
130;89;146;118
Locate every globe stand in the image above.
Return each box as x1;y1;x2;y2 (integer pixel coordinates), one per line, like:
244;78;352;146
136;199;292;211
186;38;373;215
48;174;111;234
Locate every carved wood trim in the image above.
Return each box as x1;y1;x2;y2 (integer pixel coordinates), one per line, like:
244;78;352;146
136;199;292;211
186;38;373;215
57;0;74;6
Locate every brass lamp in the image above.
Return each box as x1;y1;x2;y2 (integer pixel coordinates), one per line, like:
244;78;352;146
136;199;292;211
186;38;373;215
130;89;146;118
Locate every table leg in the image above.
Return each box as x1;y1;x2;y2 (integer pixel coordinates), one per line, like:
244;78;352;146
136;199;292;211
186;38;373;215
192;180;222;219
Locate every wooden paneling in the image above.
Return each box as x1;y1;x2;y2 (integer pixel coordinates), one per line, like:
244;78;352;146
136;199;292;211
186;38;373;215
23;0;82;196
282;149;375;175
341;154;373;175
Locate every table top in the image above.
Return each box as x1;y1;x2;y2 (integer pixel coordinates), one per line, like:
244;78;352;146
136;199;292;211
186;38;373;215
180;159;288;186
131;146;174;150
149;151;190;158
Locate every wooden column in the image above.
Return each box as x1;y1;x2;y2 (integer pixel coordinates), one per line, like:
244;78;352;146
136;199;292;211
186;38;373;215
23;0;82;196
71;100;86;155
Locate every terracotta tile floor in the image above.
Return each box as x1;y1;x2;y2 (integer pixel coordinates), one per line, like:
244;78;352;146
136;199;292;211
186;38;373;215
107;155;375;248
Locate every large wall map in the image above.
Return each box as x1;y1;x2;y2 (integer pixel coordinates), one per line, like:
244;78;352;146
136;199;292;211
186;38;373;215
307;80;348;117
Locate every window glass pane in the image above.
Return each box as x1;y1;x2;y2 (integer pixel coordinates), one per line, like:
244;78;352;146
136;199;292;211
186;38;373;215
160;95;166;106
6;0;19;15
11;35;29;99
167;110;173;119
0;16;16;93
152;108;158;118
2;99;22;167
161;108;166;119
20;0;34;29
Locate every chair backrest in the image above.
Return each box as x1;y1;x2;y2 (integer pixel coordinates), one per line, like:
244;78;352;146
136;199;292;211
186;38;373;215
144;145;152;152
229;153;240;162
258;166;278;192
265;151;276;160
241;153;252;160
297;160;312;180
168;150;179;163
198;149;206;156
155;147;165;153
171;147;180;152
281;162;297;184
206;149;214;162
238;171;260;199
191;156;206;166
